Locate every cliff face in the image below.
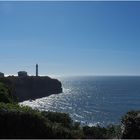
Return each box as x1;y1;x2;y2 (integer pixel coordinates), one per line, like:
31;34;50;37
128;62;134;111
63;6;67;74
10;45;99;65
0;76;62;102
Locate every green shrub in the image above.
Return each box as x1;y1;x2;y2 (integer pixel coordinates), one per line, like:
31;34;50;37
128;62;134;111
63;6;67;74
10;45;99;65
0;82;16;103
121;110;140;139
106;124;121;139
83;125;106;139
41;111;73;128
83;124;121;139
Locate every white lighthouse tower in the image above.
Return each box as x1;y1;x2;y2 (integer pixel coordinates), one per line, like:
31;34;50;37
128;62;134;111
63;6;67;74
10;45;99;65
36;64;38;76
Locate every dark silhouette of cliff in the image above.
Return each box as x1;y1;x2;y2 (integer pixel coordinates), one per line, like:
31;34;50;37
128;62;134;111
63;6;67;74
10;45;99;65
0;76;62;102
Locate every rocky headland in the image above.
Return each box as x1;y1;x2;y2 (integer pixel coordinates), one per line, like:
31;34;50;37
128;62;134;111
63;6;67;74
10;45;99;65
0;76;62;102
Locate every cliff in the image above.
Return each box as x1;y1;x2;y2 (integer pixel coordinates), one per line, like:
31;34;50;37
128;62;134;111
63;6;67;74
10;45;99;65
0;76;62;102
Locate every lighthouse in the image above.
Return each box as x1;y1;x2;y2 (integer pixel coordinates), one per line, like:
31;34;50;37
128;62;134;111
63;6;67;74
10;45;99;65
36;64;38;76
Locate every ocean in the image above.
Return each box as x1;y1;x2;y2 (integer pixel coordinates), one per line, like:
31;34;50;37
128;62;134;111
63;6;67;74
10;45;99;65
20;76;140;126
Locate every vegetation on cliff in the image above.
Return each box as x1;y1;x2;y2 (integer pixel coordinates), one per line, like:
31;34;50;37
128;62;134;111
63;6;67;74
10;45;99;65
0;82;17;103
0;82;140;139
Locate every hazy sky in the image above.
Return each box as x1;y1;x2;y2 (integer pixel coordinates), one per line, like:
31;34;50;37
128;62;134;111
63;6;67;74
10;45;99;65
0;1;140;76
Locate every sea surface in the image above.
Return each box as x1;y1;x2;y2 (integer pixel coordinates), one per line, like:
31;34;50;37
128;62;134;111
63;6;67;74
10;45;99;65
20;76;140;126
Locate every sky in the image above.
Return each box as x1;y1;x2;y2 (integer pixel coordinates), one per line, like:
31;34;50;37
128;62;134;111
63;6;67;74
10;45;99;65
0;1;140;77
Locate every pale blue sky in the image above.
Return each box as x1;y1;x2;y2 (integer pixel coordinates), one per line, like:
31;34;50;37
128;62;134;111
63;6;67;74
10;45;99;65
0;1;140;77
